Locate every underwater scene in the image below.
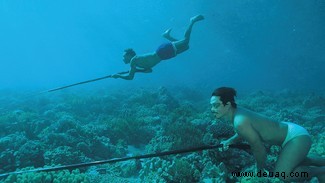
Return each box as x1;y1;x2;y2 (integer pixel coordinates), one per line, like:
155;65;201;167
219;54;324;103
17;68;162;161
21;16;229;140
1;0;324;183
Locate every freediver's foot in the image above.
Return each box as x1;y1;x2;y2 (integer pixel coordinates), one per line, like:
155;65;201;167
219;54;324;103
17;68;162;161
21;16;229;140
162;28;172;39
191;15;204;23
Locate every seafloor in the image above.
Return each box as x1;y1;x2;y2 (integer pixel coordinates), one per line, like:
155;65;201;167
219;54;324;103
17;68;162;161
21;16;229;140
0;86;324;183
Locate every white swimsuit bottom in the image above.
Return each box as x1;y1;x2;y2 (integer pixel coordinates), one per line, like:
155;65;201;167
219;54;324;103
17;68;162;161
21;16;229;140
281;122;310;147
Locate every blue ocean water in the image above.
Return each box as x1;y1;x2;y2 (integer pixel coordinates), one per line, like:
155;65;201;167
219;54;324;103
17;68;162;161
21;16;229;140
0;1;324;182
0;0;324;93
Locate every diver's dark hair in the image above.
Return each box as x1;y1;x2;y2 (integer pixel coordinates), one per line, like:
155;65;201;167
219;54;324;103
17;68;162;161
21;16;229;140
124;48;136;57
212;87;237;108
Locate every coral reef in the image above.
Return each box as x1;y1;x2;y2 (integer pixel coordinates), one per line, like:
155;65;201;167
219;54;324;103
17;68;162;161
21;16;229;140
3;168;90;183
0;87;324;182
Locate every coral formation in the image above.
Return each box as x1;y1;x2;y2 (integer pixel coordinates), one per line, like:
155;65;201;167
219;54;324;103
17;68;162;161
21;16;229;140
0;87;324;182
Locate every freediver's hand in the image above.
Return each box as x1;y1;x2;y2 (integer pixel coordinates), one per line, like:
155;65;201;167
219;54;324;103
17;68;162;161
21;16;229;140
111;74;119;79
219;139;231;151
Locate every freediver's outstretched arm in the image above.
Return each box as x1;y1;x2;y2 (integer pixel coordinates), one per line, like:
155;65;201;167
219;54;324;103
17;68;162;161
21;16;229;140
112;66;152;80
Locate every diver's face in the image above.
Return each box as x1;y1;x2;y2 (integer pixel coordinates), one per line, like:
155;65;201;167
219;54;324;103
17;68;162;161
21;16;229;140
210;96;230;119
123;53;132;64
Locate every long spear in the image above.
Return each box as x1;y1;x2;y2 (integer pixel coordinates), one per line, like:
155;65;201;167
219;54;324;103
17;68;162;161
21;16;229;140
42;71;129;93
0;144;250;178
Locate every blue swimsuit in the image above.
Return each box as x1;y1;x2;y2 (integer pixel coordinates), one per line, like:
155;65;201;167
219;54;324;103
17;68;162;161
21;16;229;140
156;42;177;60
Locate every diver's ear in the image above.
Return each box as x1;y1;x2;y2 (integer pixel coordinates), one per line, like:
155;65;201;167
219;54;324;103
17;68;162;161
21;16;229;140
225;102;231;109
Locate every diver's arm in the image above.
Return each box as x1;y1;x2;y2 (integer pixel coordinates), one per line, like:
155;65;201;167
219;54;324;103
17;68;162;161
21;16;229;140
236;121;266;171
220;133;241;150
226;133;241;144
112;58;140;80
112;67;135;80
112;71;135;80
111;57;152;80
